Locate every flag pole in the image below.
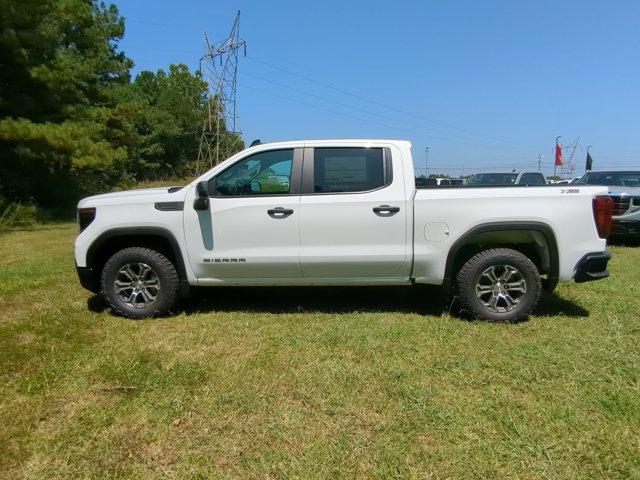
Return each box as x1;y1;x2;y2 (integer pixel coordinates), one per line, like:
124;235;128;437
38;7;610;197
554;136;561;177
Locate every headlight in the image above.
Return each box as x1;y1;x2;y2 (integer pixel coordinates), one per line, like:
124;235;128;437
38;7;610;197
77;207;96;232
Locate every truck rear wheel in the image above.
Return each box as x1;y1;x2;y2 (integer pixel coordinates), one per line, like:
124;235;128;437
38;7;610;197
101;247;180;318
455;248;541;322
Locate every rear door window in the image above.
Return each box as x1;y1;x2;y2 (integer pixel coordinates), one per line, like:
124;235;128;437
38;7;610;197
313;148;389;193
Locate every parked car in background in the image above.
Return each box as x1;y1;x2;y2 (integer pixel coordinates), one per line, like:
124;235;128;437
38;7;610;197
465;171;547;186
75;140;612;322
450;178;464;186
577;171;640;239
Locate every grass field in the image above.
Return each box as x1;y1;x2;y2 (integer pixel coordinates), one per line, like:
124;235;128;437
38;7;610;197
1;224;639;479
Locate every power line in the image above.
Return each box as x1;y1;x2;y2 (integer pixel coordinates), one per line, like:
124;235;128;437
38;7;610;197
126;18;197;30
245;55;537;149
242;71;507;148
124;44;538;152
125;46;201;56
239;82;475;142
240;82;539;149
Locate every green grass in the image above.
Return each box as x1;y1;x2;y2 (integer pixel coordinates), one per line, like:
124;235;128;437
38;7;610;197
1;224;639;479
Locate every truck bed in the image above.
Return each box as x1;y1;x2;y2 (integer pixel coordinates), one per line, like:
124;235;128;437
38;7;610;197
411;185;608;285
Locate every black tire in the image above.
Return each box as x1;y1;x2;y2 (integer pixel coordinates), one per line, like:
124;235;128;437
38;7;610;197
101;247;180;318
455;248;541;322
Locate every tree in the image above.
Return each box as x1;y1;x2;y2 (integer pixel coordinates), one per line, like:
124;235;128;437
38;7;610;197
0;1;239;214
0;0;133;207
127;64;209;178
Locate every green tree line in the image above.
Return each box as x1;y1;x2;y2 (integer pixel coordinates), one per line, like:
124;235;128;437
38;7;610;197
0;0;237;221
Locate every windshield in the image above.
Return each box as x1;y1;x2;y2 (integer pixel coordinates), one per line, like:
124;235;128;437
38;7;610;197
466;173;517;186
577;171;640;187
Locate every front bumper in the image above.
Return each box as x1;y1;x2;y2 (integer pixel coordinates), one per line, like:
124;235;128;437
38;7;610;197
611;219;640;237
574;251;611;283
76;264;100;293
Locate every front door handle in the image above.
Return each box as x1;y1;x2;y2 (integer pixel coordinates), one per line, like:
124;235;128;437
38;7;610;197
373;205;400;215
267;207;294;218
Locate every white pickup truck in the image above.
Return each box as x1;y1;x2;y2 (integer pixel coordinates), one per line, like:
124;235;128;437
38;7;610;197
75;140;613;322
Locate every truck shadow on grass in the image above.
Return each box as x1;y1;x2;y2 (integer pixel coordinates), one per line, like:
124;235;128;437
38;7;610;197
88;286;588;320
184;286;447;317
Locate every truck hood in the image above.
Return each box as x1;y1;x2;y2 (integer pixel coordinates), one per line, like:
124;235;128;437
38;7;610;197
78;186;184;207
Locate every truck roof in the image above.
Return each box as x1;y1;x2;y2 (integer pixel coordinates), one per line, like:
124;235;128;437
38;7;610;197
242;139;412;150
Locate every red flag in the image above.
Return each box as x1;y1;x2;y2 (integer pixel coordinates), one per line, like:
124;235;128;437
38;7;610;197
555;143;564;166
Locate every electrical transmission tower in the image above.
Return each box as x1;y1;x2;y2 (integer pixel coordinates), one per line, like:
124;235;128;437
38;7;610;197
195;11;246;174
560;136;581;179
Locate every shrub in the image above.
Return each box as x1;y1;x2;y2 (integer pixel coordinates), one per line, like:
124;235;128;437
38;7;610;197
0;202;39;232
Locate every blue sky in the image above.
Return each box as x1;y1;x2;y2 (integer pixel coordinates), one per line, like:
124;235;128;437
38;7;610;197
115;0;640;177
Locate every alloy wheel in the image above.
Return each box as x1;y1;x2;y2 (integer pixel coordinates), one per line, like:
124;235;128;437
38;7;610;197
475;264;527;313
114;263;161;308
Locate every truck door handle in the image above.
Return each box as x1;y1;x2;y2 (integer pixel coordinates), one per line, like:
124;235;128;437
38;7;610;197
373;205;400;215
267;207;294;218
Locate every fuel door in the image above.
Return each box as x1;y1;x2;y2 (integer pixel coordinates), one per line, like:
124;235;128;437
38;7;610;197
424;222;450;243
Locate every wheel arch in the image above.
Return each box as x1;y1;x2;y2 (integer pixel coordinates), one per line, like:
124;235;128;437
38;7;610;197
443;222;559;292
86;227;190;294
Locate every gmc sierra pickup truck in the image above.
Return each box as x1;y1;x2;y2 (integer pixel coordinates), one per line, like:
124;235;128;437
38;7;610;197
75;140;613;322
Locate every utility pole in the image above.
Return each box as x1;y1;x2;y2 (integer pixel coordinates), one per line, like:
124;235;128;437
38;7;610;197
195;11;246;175
537;154;543;172
425;146;430;178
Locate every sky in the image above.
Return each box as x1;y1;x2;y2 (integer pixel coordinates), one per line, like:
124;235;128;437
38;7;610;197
114;0;640;177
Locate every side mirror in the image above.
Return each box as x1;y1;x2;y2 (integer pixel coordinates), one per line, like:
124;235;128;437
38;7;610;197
193;180;210;211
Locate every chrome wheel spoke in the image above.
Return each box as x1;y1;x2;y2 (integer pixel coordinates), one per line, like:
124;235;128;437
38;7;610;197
505;292;520;307
476;284;493;297
482;267;499;283
489;294;499;310
140;290;154;305
121;265;138;281
501;293;514;310
506;279;526;293
126;290;137;305
114;280;132;293
500;266;517;282
138;263;151;279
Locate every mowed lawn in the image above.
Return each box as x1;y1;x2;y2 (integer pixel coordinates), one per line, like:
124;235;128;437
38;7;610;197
1;224;639;479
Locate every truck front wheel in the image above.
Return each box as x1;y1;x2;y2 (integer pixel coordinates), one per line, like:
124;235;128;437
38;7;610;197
100;247;180;318
455;248;541;322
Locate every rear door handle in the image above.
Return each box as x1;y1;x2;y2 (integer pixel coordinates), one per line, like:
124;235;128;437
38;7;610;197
373;205;400;215
267;207;294;218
